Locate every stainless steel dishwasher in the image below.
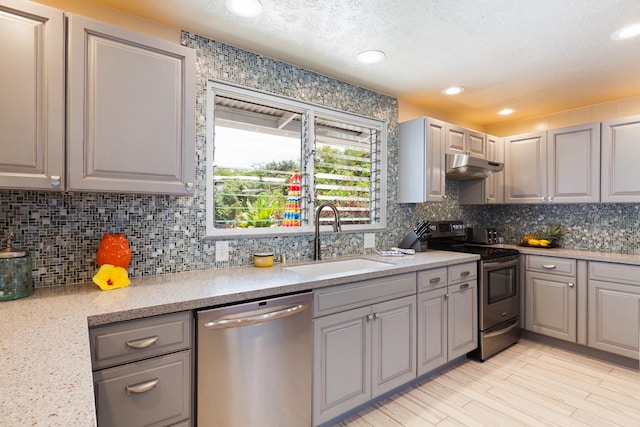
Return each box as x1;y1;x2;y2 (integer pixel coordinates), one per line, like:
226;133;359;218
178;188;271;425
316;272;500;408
196;291;312;427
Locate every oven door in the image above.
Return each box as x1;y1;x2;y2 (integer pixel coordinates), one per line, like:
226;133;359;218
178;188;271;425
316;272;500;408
479;256;520;331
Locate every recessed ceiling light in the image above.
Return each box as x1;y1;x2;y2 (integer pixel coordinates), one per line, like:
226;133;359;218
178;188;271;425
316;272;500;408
442;86;465;95
225;0;263;18
498;108;515;116
611;23;640;40
357;50;386;64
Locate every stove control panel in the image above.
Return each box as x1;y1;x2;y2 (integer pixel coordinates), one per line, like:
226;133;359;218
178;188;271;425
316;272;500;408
428;220;465;238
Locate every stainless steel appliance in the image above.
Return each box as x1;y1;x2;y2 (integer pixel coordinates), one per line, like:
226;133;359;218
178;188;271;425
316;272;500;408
465;227;498;245
445;154;504;180
427;220;520;361
196;292;312;426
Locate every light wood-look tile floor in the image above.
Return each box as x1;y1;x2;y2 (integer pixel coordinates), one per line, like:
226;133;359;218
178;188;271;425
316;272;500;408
335;339;640;427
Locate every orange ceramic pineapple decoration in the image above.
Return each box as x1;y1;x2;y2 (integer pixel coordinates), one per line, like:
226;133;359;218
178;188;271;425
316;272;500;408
96;233;132;269
93;233;132;291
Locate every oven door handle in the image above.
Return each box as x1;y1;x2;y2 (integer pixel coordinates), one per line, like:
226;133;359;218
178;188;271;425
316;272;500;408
483;318;520;339
483;257;519;270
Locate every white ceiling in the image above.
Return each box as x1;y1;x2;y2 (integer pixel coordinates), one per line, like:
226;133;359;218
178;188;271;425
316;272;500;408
88;0;640;126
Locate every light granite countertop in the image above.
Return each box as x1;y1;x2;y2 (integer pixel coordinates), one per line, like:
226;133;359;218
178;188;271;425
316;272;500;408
499;244;640;265
0;250;478;427
4;246;639;426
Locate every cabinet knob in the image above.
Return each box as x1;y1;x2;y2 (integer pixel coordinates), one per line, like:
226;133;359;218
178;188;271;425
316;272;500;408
548;197;554;202
373;312;380;320
50;175;61;187
541;197;547;201
366;314;374;321
185;182;194;192
568;282;575;288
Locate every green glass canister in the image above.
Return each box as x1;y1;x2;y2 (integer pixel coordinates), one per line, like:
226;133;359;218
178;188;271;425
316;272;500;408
0;236;33;301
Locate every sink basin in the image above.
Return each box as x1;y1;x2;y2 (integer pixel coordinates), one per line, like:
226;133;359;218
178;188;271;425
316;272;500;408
285;258;393;277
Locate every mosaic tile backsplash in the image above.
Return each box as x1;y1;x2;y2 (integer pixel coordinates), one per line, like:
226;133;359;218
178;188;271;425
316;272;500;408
2;31;640;288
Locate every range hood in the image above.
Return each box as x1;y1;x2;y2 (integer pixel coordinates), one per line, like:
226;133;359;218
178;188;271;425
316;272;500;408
445;154;504;181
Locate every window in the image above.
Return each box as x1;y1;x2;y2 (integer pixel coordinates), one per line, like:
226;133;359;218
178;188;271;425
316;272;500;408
206;82;386;237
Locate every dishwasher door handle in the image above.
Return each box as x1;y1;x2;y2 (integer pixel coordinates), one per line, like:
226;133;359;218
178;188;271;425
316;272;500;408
203;303;310;330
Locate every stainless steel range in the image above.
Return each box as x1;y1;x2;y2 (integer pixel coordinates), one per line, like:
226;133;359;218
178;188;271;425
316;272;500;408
427;220;521;361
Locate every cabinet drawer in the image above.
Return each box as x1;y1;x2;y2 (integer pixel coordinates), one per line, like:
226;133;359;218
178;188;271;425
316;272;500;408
94;350;191;427
589;262;640;286
527;255;575;277
90;311;192;370
417;267;447;292
448;262;477;285
314;273;416;317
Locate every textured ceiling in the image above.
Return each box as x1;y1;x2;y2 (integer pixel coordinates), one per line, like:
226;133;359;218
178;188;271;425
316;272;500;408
87;0;640;126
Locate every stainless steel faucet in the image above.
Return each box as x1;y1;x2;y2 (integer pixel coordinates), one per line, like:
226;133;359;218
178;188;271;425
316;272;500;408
314;203;341;260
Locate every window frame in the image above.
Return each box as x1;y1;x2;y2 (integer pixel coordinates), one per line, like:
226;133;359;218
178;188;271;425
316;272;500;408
205;80;387;239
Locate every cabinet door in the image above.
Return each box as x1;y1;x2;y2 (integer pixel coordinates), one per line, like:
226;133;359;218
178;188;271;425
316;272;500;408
445;123;466;154
484;135;503;203
370;295;416;397
448;281;478;359
588;280;640;360
67;15;195;195
460;135;504;205
601;115;640;202
525;271;576;342
0;0;64;190
313;306;371;425
467;129;486;158
504;132;547;203
548;123;600;203
417;288;447;375
398;117;445;203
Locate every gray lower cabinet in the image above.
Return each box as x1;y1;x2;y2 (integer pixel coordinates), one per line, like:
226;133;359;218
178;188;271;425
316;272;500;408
417;265;477;376
312;273;416;426
89;311;193;426
588;262;640;360
525;255;578;342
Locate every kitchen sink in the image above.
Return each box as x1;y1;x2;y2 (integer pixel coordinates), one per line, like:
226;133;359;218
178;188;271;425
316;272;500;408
284;258;393;277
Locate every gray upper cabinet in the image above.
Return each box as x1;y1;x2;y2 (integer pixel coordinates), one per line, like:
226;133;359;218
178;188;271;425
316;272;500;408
67;15;196;195
547;123;600;203
445;123;486;158
0;0;65;191
505;123;599;204
459;134;504;205
601;115;640;203
398;117;446;203
504;131;547;203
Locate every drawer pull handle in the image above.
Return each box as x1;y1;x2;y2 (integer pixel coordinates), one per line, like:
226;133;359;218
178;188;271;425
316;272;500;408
460;283;469;290
126;378;159;394
460;271;471;277
542;264;556;269
126;336;159;349
429;277;441;283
